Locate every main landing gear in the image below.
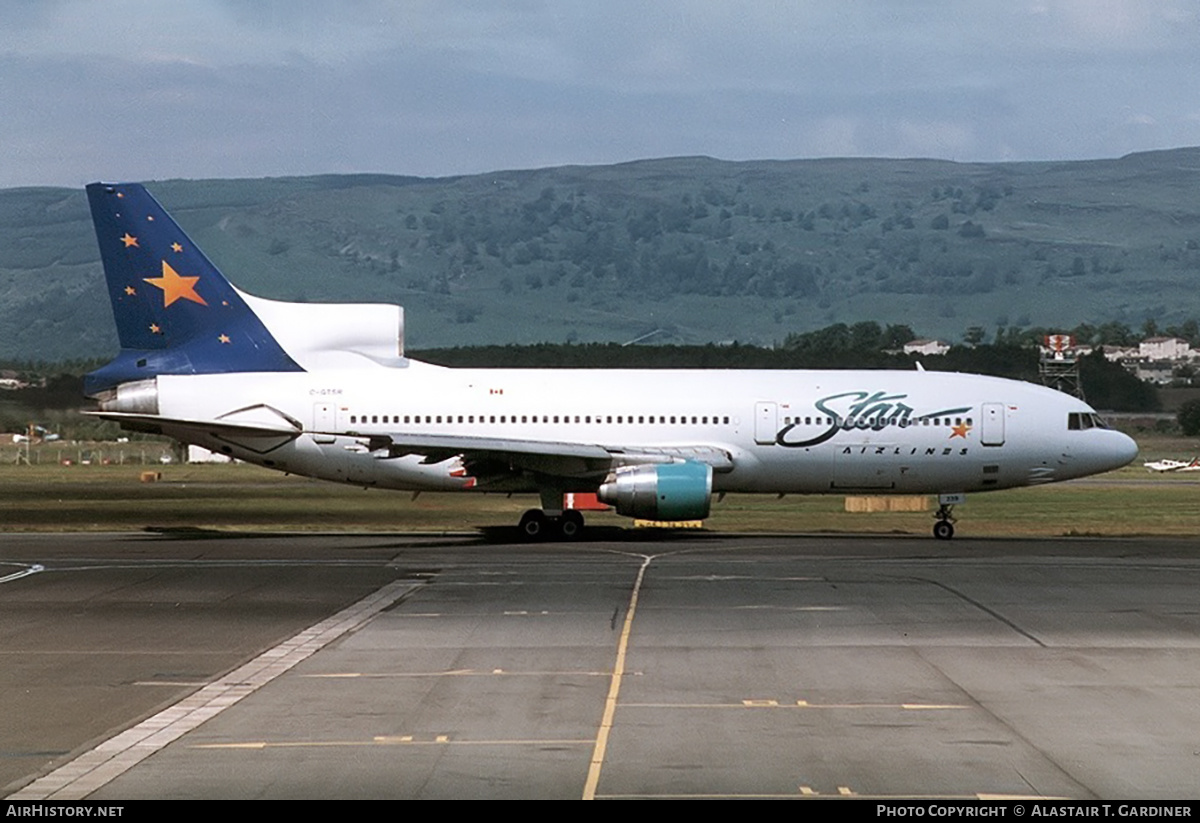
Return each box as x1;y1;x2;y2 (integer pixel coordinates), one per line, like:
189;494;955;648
518;508;585;541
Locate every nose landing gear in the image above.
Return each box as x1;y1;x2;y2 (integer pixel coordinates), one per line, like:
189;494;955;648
932;494;962;540
932;514;955;540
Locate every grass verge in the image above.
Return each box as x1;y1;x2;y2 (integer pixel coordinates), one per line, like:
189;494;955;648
0;461;1193;538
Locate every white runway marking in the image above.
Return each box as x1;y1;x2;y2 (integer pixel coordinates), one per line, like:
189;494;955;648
0;563;44;584
9;578;422;800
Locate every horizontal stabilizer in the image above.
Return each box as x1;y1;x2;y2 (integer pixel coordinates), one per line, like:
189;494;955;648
85;411;300;438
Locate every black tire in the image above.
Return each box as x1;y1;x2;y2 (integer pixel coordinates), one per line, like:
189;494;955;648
559;510;584;540
933;520;955;540
519;509;547;541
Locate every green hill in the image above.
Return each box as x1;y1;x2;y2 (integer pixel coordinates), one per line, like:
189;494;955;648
5;150;1200;361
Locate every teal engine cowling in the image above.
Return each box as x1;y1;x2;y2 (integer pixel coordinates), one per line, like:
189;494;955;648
597;462;712;520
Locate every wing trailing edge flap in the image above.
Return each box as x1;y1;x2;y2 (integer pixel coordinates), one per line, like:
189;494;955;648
365;432;734;477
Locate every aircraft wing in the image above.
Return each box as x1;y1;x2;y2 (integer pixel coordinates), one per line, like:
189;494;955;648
363;432;733;482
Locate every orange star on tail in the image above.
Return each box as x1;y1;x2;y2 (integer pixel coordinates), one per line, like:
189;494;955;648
144;260;207;308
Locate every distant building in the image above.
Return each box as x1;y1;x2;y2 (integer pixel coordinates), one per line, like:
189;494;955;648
1102;346;1138;362
1133;361;1176;385
1139;337;1193;361
903;339;950;356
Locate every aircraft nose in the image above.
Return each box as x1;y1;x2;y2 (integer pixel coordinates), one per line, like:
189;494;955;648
1063;429;1138;479
1085;430;1138;474
1111;431;1139;470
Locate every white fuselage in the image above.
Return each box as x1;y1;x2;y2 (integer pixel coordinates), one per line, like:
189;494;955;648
143;361;1138;497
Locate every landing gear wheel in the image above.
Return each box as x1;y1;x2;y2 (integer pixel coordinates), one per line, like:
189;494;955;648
519;509;548;541
932;501;957;540
559;510;585;540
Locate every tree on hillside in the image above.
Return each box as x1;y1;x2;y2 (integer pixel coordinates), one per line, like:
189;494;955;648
1078;353;1160;412
881;324;916;349
1178;399;1200;436
1097;322;1135;347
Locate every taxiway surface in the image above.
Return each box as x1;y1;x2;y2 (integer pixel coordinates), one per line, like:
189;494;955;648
3;531;1199;799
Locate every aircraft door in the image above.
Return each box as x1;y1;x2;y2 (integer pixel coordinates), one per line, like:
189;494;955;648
754;401;778;445
312;402;336;444
981;402;1005;446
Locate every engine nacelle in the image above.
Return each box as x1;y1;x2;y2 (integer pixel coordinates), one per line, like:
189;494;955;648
96;378;159;414
597;461;712;521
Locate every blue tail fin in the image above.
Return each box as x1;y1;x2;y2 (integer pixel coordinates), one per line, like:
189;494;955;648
85;183;302;395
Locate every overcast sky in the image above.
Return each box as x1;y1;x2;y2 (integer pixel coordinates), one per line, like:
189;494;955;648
3;0;1200;189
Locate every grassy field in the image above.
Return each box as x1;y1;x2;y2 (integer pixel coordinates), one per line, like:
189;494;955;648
0;455;1195;538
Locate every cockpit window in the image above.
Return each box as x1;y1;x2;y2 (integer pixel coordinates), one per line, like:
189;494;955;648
1068;412;1109;430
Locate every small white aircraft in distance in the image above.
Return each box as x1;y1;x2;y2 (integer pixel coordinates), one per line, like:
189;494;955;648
1145;457;1200;473
1143;458;1197;473
83;183;1139;540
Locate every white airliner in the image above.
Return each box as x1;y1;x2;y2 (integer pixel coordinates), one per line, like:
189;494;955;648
83;183;1139;540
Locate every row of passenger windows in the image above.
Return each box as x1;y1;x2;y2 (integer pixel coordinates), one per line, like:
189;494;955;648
348;413;733;426
783;416;973;427
346;413;974;428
